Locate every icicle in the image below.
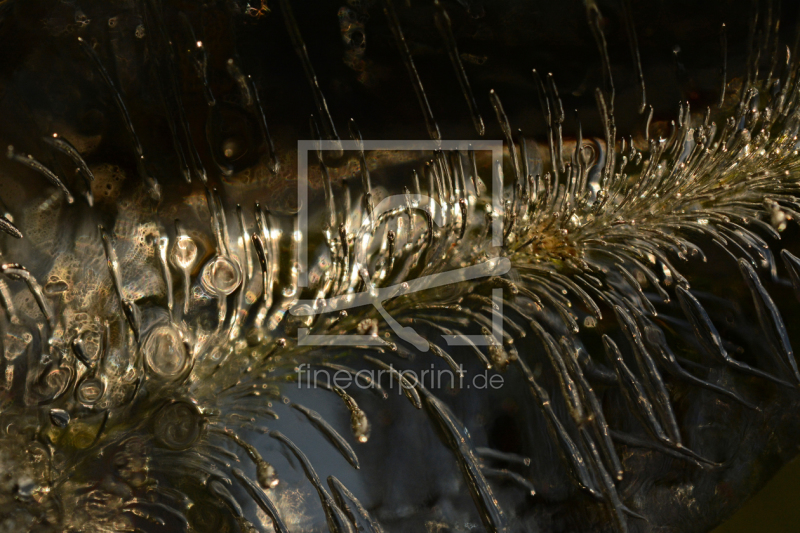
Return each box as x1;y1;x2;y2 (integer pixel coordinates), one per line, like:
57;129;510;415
382;0;441;142
621;0;646;113
363;355;422;408
328;476;385;533
249;76;280;174
7;146;73;204
212;426;279;489
586;0;615;114
292;403;361;468
418;385;508;532
156;232;174;322
269;431;355;533
78;37;160;199
279;0;343;154
172;220;198;315
43;133;95;202
433;0;484;136
676;286;793;387
231;469;290;533
349;119;374;230
0;264;53;326
0;216;21;239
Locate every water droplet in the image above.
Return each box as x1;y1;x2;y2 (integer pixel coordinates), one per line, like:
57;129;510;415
49;408;70;428
256;460;279;489
567;213;581;230
143;326;189;379
351;409;370;443
44;280;68;295
201;256;242;295
154;401;204;451
74;10;90;27
35;367;72;403
208;347;226;362
76;378;104;405
222;138;245;160
173;236;198;269
768;200;788;232
357;319;378;336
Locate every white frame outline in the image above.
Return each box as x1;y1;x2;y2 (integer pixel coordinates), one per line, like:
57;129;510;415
294;140;505;351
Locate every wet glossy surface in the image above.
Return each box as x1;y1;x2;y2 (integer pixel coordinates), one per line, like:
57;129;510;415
1;1;800;532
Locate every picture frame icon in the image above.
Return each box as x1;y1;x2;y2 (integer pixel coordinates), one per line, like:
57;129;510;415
293;139;506;350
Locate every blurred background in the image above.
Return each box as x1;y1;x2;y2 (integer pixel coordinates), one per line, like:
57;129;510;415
714;457;800;532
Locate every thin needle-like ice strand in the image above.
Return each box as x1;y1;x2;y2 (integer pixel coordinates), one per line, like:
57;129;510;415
291;403;361;469
249;76;280;174
621;0;646;113
586;0;615;114
418;384;509;533
433;0;484;136
328;475;385;533
349;119;375;230
99;226;141;342
156;232;174;322
228;205;252;341
0;216;21;239
279;0;342;154
43;133;95;203
78;37;160;199
172;220;197;316
7;146;73;204
719;23;728;107
382;0;441;142
0;263;53;326
269;430;355;533
231;469;289;533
